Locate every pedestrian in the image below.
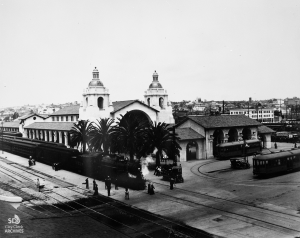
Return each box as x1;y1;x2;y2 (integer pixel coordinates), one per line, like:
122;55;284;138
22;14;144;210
150;183;155;195
104;177;107;189
36;178;40;191
274;142;277;149
32;158;36;165
147;182;151;194
170;177;174;190
295;143;297;148
82;178;89;189
114;177;118;190
93;183;98;195
93;179;96;190
28;158;32;167
107;176;111;196
52;163;55;170
125;188;129;200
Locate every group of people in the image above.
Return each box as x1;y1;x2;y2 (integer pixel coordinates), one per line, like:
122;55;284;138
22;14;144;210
28;156;35;167
83;176;129;199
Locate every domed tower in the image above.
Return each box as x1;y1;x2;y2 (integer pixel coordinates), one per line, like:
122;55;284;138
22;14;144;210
144;71;174;124
79;67;112;121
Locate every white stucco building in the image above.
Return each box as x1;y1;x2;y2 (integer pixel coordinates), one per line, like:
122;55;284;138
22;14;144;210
15;67;175;147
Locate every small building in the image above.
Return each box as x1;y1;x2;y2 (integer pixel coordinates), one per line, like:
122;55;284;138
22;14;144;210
229;108;274;123
175;115;270;161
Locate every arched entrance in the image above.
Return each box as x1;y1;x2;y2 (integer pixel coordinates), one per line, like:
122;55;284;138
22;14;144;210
213;129;224;156
242;128;252;140
186;140;198;161
228;128;238;142
119;110;152;127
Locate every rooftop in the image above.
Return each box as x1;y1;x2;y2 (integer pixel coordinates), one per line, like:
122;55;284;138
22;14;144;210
51;106;80;116
176;128;205;140
111;100;159;113
179;115;262;129
24;122;75;131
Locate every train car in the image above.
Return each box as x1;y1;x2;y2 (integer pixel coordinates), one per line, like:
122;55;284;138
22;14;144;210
36;143;79;169
2;135;66;148
253;148;300;176
0;136;39;159
1;131;23;137
215;139;261;159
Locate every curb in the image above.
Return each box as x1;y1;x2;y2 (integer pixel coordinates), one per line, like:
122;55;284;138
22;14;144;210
0;195;23;203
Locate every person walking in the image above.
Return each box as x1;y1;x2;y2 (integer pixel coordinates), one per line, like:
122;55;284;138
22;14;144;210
93;179;96;190
36;178;40;191
93;183;98;196
82;178;89;189
125;188;129;200
114;177;118;190
147;182;151;194
107;176;111;196
170;177;175;190
150;183;155;195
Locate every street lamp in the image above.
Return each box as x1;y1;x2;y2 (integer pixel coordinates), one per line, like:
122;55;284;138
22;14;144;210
1;121;3;154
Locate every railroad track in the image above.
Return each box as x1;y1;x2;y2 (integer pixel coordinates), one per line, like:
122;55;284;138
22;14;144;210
0;161;211;238
191;160;300;186
149;180;300;237
2;159;300;237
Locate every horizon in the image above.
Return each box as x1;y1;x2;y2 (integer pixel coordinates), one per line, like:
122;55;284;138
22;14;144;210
1;1;300;108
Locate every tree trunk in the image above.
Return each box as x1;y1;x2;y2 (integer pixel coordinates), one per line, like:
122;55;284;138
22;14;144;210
130;152;134;162
156;151;161;166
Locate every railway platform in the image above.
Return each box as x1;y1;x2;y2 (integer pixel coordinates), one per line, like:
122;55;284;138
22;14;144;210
0;142;300;238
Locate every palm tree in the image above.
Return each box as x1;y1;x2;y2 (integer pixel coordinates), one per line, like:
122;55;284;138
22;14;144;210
69;120;92;154
147;122;181;166
89;118;114;154
113;113;149;162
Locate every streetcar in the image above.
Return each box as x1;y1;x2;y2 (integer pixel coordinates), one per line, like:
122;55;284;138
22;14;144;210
253;148;300;176
215;139;261;159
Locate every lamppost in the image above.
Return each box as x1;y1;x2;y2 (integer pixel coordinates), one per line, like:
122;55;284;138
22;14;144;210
296;100;298;119
1;121;3;154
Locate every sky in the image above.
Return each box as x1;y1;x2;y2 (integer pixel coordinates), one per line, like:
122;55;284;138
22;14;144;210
0;0;300;108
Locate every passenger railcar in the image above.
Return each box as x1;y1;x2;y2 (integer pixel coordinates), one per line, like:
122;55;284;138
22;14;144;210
1;131;23;137
215;139;261;159
253;149;300;176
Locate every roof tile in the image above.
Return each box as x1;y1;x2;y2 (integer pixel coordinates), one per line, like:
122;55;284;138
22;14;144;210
185;115;261;129
24;122;75;131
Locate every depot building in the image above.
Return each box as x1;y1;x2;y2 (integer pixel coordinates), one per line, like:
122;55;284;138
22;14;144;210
175;115;274;161
1;67;175;147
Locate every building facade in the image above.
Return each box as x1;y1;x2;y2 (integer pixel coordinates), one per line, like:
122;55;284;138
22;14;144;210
229;108;274;123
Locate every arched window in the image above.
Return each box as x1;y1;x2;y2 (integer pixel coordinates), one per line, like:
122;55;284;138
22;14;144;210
98;97;104;109
147;98;150;106
159;97;164;109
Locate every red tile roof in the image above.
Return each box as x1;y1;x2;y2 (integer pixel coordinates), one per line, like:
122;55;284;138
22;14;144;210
258;125;275;134
179;115;261;129
2;121;20;128
176;128;204;140
24;122;75;131
51;106;80;116
111;100;159;113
